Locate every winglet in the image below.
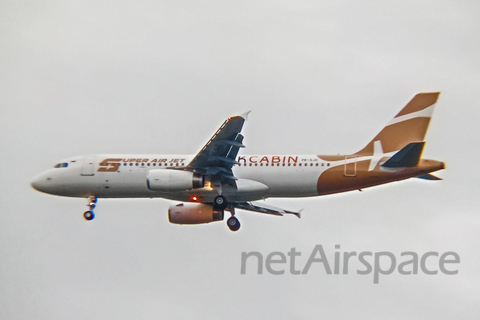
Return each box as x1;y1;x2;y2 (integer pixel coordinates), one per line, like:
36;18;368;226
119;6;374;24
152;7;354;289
240;110;251;121
287;209;302;219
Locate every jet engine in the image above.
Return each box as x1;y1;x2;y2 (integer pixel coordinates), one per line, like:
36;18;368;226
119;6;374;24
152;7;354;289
147;169;204;192
168;203;224;224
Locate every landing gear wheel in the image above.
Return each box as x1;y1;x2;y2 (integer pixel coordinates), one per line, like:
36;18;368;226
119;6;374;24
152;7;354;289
214;195;228;210
227;216;240;232
84;211;95;221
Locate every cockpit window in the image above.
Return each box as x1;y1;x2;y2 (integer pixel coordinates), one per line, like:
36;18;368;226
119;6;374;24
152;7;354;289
54;163;69;168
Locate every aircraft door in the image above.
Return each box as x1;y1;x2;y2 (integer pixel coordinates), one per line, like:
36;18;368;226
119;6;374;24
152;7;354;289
81;156;95;176
344;156;356;177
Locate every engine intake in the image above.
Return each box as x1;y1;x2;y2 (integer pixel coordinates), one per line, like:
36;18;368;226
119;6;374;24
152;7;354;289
147;169;204;192
168;203;224;224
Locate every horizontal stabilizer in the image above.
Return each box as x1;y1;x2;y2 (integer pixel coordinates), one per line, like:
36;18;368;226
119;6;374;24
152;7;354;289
416;173;442;180
382;142;425;168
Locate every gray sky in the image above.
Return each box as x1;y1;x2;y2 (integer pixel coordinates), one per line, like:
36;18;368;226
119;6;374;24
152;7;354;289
1;0;480;319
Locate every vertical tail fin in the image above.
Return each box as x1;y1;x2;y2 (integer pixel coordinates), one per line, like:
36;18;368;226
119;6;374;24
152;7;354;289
355;92;440;156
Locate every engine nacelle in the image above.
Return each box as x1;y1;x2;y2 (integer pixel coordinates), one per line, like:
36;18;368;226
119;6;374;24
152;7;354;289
168;203;224;224
147;169;204;192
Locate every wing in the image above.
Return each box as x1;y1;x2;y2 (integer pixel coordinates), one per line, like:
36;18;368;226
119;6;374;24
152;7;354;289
186;112;250;184
234;201;302;218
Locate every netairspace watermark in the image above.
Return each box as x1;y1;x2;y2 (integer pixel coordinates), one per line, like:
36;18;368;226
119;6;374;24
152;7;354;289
240;245;460;284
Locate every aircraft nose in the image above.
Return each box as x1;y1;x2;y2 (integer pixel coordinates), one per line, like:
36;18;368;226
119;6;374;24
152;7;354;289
31;170;69;196
31;174;50;192
31;175;43;191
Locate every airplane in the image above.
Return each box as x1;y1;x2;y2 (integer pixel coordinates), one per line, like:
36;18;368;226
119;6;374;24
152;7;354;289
31;92;445;231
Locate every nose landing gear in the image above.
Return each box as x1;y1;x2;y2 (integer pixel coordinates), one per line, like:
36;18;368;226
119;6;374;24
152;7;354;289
84;196;97;221
83;210;95;220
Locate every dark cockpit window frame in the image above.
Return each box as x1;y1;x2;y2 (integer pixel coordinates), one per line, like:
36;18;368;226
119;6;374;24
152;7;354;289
54;163;68;168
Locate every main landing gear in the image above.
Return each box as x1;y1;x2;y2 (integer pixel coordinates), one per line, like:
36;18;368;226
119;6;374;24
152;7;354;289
83;196;97;221
213;195;228;210
213;195;240;232
227;216;240;232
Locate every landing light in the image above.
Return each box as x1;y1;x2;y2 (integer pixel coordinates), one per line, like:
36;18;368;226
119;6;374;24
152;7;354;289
204;181;214;190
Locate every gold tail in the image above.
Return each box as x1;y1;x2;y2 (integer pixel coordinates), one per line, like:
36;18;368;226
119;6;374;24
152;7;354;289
355;92;440;156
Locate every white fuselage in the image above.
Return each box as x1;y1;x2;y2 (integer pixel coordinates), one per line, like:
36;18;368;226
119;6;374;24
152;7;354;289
31;154;332;202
